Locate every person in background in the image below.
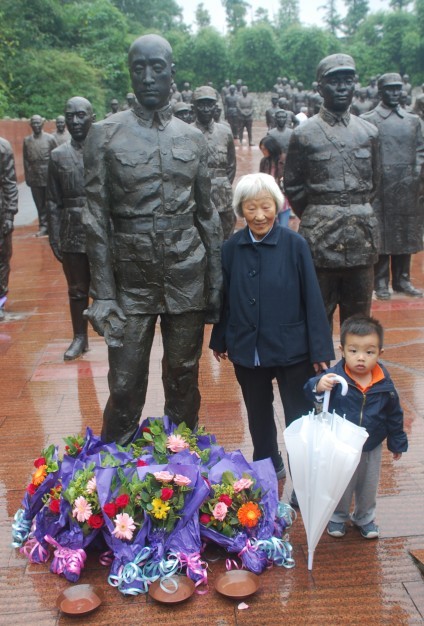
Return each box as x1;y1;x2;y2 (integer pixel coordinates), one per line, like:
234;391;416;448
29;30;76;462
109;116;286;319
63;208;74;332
210;173;334;491
258;136;290;228
0;136;18;321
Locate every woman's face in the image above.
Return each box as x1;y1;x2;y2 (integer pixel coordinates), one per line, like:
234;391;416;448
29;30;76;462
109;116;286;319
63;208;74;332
241;192;277;240
260;144;270;157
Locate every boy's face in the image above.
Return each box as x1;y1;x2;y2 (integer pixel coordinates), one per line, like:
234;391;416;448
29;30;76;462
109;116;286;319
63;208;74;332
341;332;382;377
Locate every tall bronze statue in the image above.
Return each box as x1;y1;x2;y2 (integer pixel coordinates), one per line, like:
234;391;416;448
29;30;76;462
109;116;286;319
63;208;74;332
237;85;254;146
83;34;223;444
47;97;94;360
224;84;240;140
0;137;18;321
53;115;70;146
105;99;120;117
362;73;424;299
192;86;237;240
285;54;380;328
267;109;293;155
23;115;58;237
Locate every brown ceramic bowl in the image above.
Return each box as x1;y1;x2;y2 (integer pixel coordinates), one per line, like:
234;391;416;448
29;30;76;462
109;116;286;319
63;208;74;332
56;584;103;616
149;576;196;604
215;570;260;599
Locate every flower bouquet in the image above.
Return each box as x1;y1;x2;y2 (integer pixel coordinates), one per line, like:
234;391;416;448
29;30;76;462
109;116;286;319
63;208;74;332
200;451;294;573
136;462;209;587
96;465;150;595
12;444;60;548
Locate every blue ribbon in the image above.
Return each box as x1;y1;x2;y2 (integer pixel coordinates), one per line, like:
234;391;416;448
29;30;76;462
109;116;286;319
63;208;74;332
11;509;32;548
108;547;152;596
253;536;295;569
277;501;297;528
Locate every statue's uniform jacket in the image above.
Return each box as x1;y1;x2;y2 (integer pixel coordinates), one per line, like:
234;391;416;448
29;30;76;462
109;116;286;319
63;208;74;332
83;104;223;316
361;103;424;255
47;139;87;253
284;107;380;268
193;119;236;216
0;138;18;298
23;132;57;187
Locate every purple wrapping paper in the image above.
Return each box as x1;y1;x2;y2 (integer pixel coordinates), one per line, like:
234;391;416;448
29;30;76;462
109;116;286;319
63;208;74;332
200;450;279;573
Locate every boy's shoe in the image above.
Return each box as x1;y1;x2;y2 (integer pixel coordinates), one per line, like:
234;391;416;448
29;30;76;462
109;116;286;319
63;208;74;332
327;521;346;537
289;490;299;509
275;460;286;480
357;521;379;539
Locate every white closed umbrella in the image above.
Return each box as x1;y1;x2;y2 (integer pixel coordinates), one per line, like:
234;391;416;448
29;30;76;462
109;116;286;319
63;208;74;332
284;375;369;570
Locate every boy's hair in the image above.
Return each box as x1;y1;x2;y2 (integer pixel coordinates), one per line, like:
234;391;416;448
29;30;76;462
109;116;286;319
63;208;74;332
340;314;384;349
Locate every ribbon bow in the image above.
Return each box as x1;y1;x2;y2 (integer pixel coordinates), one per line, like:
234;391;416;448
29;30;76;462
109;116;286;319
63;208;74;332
45;535;87;578
11;509;32;548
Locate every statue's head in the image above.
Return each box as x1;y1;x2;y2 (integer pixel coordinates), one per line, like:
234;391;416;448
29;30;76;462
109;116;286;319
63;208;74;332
274;109;288;128
173;101;191;124
193;85;217;126
241;85;248;96
30;114;44;135
378;73;402;109
55;115;66;133
110;98;119;112
128;34;174;110
65;97;94;142
317;54;356;113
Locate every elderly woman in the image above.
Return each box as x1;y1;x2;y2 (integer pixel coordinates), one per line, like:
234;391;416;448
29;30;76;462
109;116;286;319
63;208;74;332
210;173;334;487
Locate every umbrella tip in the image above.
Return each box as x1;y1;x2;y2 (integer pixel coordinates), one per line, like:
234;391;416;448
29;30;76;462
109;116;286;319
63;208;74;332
308;551;314;570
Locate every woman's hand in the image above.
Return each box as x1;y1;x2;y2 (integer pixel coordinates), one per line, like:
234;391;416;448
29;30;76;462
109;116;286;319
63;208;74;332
213;350;227;362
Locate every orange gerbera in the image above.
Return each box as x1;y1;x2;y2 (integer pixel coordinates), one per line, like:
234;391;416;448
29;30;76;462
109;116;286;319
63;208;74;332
32;464;48;486
237;501;262;528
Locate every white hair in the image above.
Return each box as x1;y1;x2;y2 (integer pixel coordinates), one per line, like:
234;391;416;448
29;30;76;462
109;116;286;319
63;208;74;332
232;173;284;217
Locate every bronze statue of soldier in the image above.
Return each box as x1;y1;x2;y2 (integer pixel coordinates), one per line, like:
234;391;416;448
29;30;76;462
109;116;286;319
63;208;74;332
267;108;293;155
192;85;237;240
53;115;70;146
237;85;254;146
285;54;380;329
224;84;240;140
105;98;120;117
362;73;424;299
173;101;192;124
0;136;18;321
47;97;95;360
83;34;223;444
23;115;58;237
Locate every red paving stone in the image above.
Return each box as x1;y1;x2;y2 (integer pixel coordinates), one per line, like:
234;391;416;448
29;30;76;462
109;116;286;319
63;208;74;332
1;122;423;624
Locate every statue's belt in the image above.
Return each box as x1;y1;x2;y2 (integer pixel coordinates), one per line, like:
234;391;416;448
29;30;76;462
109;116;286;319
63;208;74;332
308;192;370;206
113;213;194;234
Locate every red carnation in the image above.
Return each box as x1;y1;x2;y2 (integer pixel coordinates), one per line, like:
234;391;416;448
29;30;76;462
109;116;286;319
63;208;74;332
65;445;70;452
200;513;211;525
27;483;37;495
49;499;60;514
34;457;47;468
161;488;174;501
142;427;151;434
87;514;104;529
137;459;148;467
219;494;233;506
115;494;130;509
103;502;117;518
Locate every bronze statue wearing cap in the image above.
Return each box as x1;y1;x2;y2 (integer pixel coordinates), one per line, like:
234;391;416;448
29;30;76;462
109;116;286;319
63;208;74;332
193;86;237;240
285;53;380;328
361;73;424;299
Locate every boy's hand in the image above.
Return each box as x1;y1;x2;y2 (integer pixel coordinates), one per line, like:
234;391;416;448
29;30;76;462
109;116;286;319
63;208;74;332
316;373;340;393
392;452;402;461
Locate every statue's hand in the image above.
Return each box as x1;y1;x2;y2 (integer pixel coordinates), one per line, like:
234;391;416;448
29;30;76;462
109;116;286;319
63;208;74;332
205;288;222;325
84;299;127;348
3;219;13;236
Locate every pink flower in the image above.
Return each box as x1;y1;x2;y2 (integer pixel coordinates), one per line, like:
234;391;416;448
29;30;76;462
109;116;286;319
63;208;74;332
173;474;192;487
112;512;136;541
233;478;253;493
166;434;190;453
212;502;228;521
86;476;97;494
153;471;174;482
72;496;93;523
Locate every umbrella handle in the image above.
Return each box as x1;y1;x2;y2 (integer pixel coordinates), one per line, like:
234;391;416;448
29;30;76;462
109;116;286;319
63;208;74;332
323;375;348;413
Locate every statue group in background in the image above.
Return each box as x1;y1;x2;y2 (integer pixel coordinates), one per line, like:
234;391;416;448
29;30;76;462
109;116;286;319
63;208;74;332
0;136;18;321
83;34;223;444
47;96;95;360
23;115;58;237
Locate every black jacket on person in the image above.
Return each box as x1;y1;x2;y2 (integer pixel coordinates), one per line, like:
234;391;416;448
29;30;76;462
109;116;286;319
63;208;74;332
209;223;334;368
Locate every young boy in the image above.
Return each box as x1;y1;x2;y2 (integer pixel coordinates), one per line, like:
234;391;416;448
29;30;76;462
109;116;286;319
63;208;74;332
304;315;408;539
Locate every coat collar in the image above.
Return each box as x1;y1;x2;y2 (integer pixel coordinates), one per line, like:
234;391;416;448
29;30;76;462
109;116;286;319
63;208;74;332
319;105;350;127
132;101;173;129
238;222;280;246
374;102;405;119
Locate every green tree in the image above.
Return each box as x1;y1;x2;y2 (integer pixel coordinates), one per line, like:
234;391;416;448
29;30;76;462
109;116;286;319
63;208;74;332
7;49;105;118
389;0;412;9
343;0;369;37
188;27;229;88
229;24;282;90
276;0;300;30
253;8;270;24
111;0;183;31
221;0;250;34
279;26;340;85
195;3;211;29
319;0;342;35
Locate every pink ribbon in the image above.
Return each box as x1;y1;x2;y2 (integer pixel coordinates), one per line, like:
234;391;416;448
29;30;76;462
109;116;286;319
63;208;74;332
99;550;114;567
20;538;49;563
226;558;241;571
177;552;208;594
237;539;257;559
44;535;86;578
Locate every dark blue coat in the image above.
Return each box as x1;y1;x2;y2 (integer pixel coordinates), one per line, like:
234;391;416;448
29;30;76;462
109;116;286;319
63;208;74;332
209;224;335;368
304;359;408;453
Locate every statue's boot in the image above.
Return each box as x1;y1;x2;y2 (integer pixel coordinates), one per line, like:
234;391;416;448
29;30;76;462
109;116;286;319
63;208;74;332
374;255;391;300
64;298;89;360
392;254;423;297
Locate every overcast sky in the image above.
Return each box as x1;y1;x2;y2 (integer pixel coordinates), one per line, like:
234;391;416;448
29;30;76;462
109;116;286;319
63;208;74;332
179;0;391;33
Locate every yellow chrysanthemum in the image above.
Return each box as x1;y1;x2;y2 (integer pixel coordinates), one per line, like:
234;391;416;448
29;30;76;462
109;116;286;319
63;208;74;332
151;497;170;520
237;501;262;528
32;465;48;486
